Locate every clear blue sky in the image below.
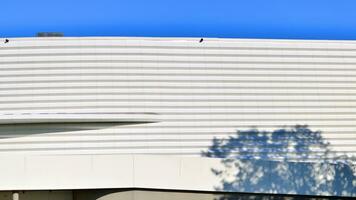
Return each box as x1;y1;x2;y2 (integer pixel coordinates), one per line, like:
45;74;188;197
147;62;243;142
1;0;356;40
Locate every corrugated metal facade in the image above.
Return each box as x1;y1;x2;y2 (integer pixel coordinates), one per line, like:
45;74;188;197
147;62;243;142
0;37;355;162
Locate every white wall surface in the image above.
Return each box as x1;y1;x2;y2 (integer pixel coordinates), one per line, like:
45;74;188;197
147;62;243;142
0;37;355;196
0;154;354;197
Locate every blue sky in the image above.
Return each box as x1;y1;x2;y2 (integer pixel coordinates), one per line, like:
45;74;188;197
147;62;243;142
1;0;356;40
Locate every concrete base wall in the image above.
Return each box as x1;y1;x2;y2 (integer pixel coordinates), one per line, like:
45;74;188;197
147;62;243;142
0;191;72;200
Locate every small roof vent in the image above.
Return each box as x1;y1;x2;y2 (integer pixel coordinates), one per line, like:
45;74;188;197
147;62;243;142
36;32;64;37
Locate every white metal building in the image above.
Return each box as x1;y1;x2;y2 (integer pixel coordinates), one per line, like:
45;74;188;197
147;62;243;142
0;37;355;199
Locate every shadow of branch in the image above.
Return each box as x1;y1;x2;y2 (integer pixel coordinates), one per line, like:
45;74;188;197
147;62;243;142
202;125;356;198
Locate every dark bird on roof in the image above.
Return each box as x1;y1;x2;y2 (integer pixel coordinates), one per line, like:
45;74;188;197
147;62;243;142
199;38;203;43
4;39;9;43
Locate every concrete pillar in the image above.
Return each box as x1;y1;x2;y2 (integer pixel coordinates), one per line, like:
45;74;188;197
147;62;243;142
12;192;19;200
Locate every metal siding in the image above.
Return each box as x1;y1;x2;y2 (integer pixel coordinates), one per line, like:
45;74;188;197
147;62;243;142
0;37;355;161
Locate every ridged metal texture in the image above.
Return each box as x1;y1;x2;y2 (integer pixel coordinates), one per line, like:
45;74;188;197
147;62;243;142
0;37;355;161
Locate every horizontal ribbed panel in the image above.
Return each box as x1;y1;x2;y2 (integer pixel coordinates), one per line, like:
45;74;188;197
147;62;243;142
0;37;355;162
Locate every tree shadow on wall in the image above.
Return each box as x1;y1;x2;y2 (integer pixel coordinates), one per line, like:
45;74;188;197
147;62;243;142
202;125;356;199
